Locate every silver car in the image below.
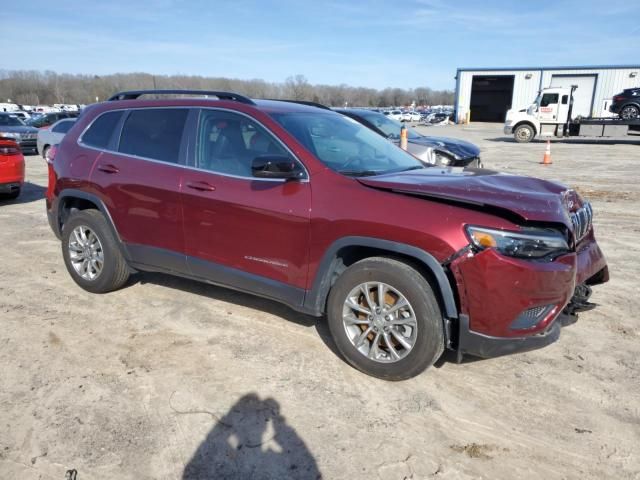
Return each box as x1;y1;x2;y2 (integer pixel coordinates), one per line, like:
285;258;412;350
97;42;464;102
37;118;76;160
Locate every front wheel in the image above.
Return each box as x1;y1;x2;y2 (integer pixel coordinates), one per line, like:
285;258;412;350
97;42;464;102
327;257;445;380
514;124;535;143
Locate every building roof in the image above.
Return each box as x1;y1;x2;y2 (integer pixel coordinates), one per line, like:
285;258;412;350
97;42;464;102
457;65;640;72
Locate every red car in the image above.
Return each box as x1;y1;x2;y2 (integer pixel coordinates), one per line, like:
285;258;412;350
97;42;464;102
0;138;25;199
46;90;608;380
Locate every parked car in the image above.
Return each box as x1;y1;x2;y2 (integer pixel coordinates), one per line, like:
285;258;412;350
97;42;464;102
609;87;640;119
405;111;422;122
26;111;78;129
335;108;481;168
37;118;76;161
0;138;25;199
47;89;609;380
0;113;39;154
387;110;404;121
10;111;31;122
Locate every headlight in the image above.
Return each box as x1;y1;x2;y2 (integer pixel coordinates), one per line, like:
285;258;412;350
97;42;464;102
434;151;453;166
466;226;569;260
0;132;20;139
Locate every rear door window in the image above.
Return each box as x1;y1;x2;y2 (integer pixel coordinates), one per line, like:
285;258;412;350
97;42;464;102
82;111;124;149
119;109;188;163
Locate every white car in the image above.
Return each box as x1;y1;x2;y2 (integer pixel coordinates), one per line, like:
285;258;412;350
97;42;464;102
405;111;422;122
387;110;404;121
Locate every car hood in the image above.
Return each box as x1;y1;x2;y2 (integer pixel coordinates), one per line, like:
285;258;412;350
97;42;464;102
0;125;39;134
410;135;480;159
357;167;573;225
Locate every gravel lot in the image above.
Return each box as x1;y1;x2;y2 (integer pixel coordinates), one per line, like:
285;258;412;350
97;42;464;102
1;123;639;480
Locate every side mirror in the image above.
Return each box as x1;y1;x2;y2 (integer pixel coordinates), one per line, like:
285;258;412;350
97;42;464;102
251;154;304;180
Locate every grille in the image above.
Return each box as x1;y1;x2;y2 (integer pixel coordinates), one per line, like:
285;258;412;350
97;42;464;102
570;202;593;242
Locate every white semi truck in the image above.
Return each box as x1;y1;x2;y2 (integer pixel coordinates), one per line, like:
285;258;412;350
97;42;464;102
504;86;640;143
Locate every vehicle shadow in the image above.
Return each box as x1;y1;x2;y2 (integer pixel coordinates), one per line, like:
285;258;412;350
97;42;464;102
135;271;315;328
485;136;640;145
182;393;322;480
0;181;46;205
133;272;348;363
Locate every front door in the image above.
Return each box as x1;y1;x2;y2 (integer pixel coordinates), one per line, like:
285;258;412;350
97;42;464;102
538;92;560;123
181;109;311;306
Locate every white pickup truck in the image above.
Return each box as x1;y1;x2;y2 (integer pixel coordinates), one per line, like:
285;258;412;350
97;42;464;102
504;86;640;143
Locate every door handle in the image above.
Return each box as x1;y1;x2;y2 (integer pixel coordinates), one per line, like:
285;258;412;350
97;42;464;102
97;164;119;174
185;181;216;192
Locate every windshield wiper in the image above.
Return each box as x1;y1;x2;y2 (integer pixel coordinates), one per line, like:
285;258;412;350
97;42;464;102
338;170;382;177
390;165;425;173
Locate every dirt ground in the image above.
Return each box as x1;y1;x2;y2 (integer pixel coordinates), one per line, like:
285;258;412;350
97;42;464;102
1;123;639;480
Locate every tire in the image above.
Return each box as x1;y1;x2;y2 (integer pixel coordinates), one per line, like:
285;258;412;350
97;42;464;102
42;145;50;161
61;209;129;293
514;124;535;143
620;105;639;120
0;188;20;200
327;257;444;380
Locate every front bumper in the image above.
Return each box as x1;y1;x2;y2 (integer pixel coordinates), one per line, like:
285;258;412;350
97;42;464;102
503;124;513;135
450;233;608;358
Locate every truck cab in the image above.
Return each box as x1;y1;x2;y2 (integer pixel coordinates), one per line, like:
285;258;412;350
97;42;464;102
504;86;574;143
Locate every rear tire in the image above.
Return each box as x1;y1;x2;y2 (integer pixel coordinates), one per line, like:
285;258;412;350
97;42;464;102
61;209;129;293
514;124;535;143
42;145;51;161
620;105;639;120
327;257;444;380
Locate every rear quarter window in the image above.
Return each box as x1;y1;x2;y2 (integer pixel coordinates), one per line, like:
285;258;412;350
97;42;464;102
81;111;124;149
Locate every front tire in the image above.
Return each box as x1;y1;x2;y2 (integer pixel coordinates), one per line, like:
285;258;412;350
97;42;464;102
327;257;445;380
42;145;51;162
514;124;535;143
61;209;130;293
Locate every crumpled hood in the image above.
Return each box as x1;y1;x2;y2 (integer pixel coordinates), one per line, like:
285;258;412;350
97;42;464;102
357;167;573;225
410;135;480;159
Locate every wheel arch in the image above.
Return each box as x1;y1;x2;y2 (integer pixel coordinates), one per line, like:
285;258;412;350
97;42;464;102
55;189;129;260
513;120;538;135
303;237;458;320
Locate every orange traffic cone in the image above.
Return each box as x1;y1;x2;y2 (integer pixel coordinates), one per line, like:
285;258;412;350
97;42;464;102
541;140;552;165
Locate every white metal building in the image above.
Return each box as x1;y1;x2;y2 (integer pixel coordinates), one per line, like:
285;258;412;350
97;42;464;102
454;65;640;123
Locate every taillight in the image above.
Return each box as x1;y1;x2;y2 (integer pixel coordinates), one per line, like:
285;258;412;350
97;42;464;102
613;95;625;102
0;143;20;156
47;145;58;165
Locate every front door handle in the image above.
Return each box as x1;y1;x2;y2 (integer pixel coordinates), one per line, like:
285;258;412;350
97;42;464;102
97;164;120;174
185;181;216;192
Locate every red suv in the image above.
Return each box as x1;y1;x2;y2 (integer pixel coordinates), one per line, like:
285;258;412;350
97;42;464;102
46;90;609;380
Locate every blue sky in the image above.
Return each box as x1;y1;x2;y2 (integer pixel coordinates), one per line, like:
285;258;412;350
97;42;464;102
3;0;639;90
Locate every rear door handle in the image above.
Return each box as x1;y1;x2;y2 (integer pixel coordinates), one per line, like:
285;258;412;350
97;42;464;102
97;164;120;174
185;181;216;192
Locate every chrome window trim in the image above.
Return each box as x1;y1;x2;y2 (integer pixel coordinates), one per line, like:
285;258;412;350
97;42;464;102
76;106;309;183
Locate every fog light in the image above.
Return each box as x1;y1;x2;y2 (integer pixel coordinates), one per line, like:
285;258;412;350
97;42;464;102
510;305;555;330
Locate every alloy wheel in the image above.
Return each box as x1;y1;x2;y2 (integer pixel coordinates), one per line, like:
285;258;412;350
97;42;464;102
68;225;104;281
342;282;418;363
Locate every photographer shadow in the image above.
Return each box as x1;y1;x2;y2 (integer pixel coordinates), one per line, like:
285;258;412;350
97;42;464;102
183;393;321;480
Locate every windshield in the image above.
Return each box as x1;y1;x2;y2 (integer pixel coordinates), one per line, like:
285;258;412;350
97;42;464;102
270;112;423;176
0;114;25;127
355;111;421;140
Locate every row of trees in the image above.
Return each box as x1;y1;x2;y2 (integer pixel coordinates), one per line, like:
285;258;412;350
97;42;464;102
0;70;454;108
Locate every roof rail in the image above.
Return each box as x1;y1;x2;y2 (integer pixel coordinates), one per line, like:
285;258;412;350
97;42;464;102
107;89;256;105
266;99;331;110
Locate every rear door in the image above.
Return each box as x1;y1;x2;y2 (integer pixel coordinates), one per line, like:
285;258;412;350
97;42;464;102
181;109;311;304
87;107;191;272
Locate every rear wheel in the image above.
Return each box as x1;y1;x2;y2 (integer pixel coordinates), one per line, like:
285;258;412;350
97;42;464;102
327;257;444;380
620;105;639;120
514;124;535;143
61;209;129;293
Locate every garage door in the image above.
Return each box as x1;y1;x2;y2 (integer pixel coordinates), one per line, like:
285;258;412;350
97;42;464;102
469;75;515;122
550;75;596;118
